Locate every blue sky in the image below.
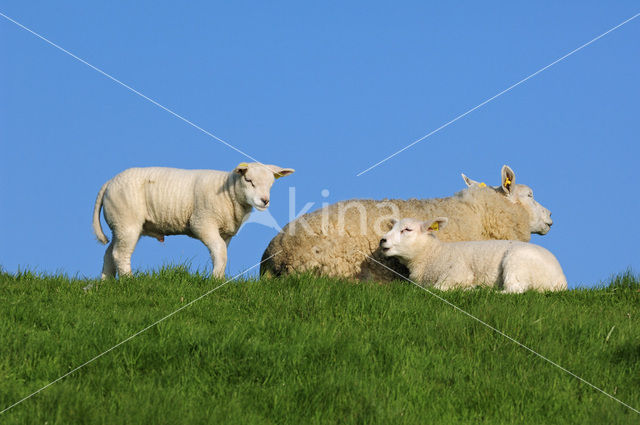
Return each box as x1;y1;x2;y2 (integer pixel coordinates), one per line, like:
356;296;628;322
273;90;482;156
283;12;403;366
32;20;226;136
1;1;638;287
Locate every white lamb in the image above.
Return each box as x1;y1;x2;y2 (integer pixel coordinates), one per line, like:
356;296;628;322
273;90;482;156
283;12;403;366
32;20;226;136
380;217;567;292
92;162;294;279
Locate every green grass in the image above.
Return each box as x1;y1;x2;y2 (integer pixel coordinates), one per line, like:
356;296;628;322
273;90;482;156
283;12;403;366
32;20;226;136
0;267;639;424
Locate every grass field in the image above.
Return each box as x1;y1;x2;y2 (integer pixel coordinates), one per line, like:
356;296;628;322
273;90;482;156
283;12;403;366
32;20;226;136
0;267;639;424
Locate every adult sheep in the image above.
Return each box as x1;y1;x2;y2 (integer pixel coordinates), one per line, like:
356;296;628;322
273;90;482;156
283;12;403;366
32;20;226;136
260;165;552;282
380;217;567;292
93;163;294;279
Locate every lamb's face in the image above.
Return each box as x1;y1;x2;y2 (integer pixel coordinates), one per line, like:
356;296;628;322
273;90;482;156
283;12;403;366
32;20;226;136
234;163;294;211
379;218;428;261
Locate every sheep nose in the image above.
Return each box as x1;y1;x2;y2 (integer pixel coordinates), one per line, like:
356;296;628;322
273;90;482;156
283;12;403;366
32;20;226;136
261;197;270;206
379;238;387;246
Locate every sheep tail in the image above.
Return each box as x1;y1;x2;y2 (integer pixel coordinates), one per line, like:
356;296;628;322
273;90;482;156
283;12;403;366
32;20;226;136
92;180;110;244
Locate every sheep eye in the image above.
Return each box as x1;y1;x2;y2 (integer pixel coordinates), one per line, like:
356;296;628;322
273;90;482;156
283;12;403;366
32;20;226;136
244;177;254;185
528;192;533;198
401;228;412;233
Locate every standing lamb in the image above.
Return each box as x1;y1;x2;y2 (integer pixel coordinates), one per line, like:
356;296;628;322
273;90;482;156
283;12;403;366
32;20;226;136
379;217;567;292
260;165;553;282
93;163;294;279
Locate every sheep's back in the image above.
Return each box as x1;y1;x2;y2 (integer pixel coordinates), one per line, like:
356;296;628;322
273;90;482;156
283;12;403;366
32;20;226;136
261;189;529;281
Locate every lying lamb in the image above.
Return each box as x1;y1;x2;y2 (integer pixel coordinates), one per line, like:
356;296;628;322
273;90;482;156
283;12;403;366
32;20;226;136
380;217;567;292
260;165;553;282
93;162;294;279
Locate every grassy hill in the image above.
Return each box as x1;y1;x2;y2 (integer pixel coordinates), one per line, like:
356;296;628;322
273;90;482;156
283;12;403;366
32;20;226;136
0;268;639;424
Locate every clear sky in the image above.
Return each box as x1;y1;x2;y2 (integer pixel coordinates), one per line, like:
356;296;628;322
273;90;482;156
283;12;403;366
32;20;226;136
1;2;638;287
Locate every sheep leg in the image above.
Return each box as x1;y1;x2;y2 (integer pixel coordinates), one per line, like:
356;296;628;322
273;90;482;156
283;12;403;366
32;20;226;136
502;271;528;293
196;229;227;278
111;228;141;277
433;279;453;291
502;278;527;293
433;266;471;290
101;242;116;280
501;255;529;293
502;283;527;294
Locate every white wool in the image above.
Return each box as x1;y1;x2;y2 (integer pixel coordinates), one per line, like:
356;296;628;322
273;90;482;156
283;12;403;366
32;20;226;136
381;217;567;292
92;163;293;279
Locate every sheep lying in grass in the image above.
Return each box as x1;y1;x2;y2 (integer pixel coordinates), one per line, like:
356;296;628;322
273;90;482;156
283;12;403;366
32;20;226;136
93;163;294;279
380;217;567;292
260;165;553;282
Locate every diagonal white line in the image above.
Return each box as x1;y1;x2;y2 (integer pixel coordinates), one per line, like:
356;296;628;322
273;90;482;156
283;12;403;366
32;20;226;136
360;251;640;414
0;251;279;416
0;11;262;164
356;12;640;176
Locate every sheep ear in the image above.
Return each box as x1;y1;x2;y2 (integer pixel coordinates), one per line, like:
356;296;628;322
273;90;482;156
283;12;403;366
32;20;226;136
461;173;486;188
383;218;398;231
501;165;515;194
234;162;249;175
423;217;448;232
272;166;295;179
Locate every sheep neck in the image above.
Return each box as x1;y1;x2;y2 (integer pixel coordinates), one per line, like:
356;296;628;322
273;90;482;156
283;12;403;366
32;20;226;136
405;236;448;282
225;173;254;232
